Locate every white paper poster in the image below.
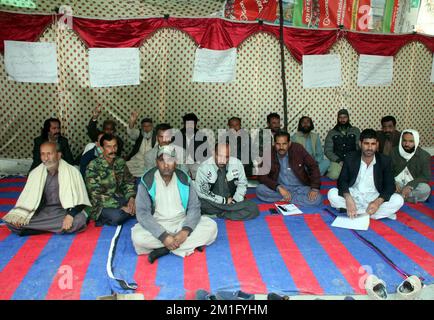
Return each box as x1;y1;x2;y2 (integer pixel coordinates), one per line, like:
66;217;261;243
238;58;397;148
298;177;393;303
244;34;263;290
193;48;237;83
357;54;393;86
302;54;342;88
430;54;434;83
89;48;140;87
4;41;59;83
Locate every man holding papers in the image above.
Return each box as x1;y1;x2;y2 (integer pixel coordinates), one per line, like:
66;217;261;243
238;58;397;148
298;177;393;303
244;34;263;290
328;129;404;220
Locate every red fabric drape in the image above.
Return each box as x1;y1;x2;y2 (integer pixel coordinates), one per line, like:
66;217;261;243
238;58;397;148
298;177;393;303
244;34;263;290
346;32;434;56
1;11;433;63
72;17;338;62
0;12;54;52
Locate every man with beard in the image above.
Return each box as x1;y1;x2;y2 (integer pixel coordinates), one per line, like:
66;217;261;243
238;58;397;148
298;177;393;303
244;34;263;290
292;116;330;175
256;131;322;206
390;130;431;203
327;129;403;220
131;145;218;263
377;116;401;156
85;134;136;226
324;109;360;180
194;143;260;220
4;142;89;235
30;118;74;171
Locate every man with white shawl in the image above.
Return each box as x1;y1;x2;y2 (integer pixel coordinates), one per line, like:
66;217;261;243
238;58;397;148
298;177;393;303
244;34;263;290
3;142;90;236
390;130;431;203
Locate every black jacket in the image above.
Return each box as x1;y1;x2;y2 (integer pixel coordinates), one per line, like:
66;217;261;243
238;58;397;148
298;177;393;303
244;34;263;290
30;135;74;171
337;151;395;202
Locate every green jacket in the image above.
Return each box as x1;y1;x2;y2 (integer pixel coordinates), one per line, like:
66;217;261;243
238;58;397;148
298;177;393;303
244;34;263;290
85;156;136;220
390;146;431;189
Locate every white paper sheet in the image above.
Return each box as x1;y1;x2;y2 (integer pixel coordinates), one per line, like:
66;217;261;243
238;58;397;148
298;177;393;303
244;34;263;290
275;204;303;216
430;54;434;83
357;54;393;86
302;54;342;88
192;48;237;83
331;214;370;231
4;41;58;83
89;48;140;87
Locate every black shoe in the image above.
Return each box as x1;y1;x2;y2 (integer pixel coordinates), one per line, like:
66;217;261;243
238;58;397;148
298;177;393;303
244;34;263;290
267;292;290;300
18;229;47;237
339;208;347;213
148;247;170;264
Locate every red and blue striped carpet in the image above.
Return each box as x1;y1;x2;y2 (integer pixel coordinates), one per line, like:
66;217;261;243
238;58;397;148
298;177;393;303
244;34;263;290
0;160;433;300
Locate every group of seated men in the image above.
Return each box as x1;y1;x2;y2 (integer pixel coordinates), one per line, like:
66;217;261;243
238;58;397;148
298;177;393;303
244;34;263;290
3;108;431;263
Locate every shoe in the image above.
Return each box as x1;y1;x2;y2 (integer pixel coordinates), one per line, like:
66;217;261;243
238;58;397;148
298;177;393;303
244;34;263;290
148;247;170;264
339;208;347;213
267;292;289;300
365;275;388;300
396;275;423;300
215;290;255;300
195;289;217;300
18;229;47;236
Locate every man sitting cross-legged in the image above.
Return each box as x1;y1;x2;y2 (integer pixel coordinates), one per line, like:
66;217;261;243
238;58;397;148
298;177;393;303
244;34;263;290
131;145;218;263
327;129;404;220
4;141;90;236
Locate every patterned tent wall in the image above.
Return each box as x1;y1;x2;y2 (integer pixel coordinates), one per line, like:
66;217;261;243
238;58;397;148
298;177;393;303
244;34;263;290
0;24;433;159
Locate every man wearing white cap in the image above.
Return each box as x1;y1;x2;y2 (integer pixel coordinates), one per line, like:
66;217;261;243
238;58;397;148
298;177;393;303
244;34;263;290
390;130;431;203
131;145;218;263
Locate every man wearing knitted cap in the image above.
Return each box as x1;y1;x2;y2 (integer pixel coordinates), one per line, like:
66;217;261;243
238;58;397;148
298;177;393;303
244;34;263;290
324;109;360;180
390;130;431;203
131;145;217;263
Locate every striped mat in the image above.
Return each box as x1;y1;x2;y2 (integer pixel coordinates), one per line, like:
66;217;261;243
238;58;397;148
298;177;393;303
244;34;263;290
0;160;433;300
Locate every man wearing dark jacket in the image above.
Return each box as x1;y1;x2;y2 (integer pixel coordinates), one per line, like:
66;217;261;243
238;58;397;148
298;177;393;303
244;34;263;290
377;115;400;156
256;131;322;206
30;118;74;171
324;109;360;180
327;129;404;220
391;129;431;203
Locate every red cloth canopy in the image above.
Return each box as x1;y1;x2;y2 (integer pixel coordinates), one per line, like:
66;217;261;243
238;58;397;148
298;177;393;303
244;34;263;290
1;11;433;63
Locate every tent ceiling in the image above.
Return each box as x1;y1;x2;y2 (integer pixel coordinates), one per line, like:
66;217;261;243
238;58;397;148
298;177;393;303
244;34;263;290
0;0;226;17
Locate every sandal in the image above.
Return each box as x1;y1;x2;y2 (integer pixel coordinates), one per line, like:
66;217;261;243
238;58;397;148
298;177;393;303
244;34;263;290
365;274;388;300
396;275;423;300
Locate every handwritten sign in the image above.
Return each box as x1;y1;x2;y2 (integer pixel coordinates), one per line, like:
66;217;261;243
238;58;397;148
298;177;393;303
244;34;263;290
302;54;342;88
193;48;237;83
88;48;140;87
5;41;58;83
358;54;393;86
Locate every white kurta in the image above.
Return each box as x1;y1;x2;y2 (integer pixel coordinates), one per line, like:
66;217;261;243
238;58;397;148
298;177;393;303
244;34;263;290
328;157;404;220
131;171;217;257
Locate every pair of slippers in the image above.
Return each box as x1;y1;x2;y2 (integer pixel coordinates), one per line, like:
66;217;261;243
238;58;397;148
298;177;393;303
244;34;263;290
365;274;423;300
195;289;255;300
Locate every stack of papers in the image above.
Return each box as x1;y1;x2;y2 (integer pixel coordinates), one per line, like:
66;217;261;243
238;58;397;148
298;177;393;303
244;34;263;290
331;214;370;231
275;204;303;216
